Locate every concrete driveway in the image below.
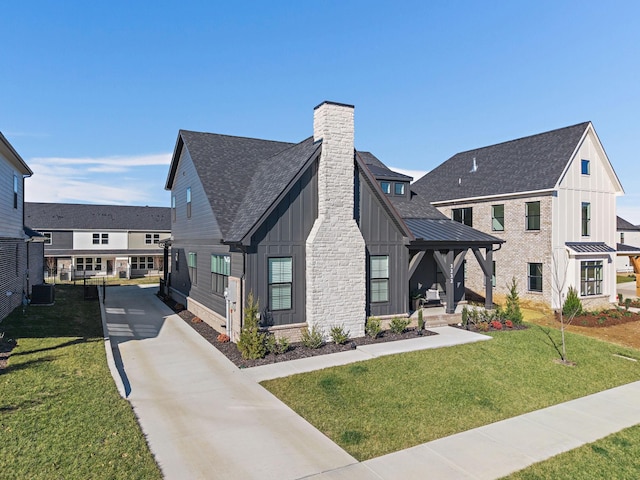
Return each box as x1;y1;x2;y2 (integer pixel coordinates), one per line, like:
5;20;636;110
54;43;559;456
103;285;356;480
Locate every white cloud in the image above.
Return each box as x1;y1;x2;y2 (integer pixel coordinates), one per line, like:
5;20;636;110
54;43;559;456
24;152;172;206
388;166;429;183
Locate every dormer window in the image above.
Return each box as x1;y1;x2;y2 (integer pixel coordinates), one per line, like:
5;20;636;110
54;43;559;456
581;159;590;175
394;183;405;195
380;181;391;194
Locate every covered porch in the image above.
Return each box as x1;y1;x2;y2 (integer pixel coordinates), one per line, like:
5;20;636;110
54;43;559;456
404;218;505;315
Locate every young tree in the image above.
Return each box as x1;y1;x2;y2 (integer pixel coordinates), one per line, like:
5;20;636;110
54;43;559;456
504;277;523;324
550;250;582;364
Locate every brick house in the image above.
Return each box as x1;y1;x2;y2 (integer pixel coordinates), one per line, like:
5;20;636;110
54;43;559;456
165;101;502;341
0;132;36;321
412;122;623;310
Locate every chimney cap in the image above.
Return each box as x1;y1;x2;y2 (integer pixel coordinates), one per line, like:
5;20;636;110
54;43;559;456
314;100;355;110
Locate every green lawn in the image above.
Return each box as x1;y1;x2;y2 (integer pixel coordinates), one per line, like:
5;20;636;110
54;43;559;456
263;327;640;461
0;285;161;480
617;274;636;284
503;424;640;479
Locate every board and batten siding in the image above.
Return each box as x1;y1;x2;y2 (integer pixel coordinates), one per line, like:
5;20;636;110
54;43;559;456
246;163;317;326
0;155;24;238
357;170;409;317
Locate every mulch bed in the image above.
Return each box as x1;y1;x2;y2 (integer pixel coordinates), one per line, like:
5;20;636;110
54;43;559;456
559;309;640;328
161;296;438;369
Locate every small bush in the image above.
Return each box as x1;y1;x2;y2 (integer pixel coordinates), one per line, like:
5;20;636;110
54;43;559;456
505;319;513;328
625;298;632;311
490;320;502;330
301;325;325;349
563;286;583;317
477;322;489;332
329;325;350;345
266;334;290;355
237;292;267;360
389;316;410;334
461;306;469;327
504;277;523;325
191;316;202;323
217;333;230;343
417;309;425;331
365;317;382;338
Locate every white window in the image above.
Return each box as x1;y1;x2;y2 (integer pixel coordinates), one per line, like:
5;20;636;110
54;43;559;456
581;261;603;296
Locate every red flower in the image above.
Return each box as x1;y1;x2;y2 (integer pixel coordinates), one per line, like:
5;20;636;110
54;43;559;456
505;320;513;328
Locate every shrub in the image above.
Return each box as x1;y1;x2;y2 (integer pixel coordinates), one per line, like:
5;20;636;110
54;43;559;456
461;306;469;327
562;286;583;317
491;320;502;330
329;325;350;345
625;298;632;311
505;319;514;328
237;292;267;360
217;333;230;343
365;317;382;338
389;316;410;334
477;321;489;332
417;309;425;331
504;277;523;325
301;325;325;349
266;334;290;355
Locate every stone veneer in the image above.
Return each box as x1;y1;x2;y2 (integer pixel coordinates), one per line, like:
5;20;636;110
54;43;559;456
306;102;367;337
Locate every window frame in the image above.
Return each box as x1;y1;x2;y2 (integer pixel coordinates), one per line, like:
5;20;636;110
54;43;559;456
525;201;541;231
188;252;197;284
581;159;590;175
370;255;390;303
171;195;176;221
268;257;293;311
13;175;18;209
527;262;543;292
580;260;603;296
380;181;391;195
581;202;591;237
452;207;473;227
491;204;505;231
394;182;405;196
211;254;230;295
186;187;192;219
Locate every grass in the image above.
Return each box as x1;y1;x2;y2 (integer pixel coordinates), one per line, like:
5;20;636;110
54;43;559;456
262;327;640;461
0;285;161;480
617;274;636;284
503;424;640;479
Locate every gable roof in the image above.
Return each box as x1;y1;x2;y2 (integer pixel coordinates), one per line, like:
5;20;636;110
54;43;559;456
0;132;32;176
411;122;591;202
24;203;171;231
617;216;640;231
167;131;323;243
359;151;413;182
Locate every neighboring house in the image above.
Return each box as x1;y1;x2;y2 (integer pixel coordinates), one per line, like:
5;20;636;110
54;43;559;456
24;203;171;280
616;216;640;273
412;122;623;310
165;101;502;341
0;132;33;321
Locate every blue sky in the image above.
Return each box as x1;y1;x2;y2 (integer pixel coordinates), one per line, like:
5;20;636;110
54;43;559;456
3;1;640;223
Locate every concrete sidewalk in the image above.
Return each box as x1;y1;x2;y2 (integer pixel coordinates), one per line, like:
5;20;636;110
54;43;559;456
103;285;640;480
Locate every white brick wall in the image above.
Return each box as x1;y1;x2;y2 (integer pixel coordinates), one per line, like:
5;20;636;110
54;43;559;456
306;102;367;337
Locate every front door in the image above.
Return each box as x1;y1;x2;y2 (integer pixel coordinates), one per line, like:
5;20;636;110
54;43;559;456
107;260;113;275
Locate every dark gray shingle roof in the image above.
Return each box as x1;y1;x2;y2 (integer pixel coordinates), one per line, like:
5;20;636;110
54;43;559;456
359;151;413;181
176;131;296;240
25;203;171;230
412;122;590;202
617;243;640;253
617;216;640;231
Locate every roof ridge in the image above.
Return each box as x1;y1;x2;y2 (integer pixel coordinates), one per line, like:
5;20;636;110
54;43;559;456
453;121;590;156
179;129;295;146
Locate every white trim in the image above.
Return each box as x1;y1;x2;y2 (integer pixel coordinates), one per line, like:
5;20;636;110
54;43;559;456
430;188;555;206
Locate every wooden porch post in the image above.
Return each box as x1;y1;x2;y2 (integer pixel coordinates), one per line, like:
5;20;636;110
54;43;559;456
434;249;466;314
472;247;494;310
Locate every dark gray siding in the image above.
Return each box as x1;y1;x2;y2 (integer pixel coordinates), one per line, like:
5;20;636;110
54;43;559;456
247;164;317;326
409;250;465;304
44;230;73;253
357;171;409;317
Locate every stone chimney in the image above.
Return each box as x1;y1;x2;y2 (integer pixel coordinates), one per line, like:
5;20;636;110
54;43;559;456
306;101;366;337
